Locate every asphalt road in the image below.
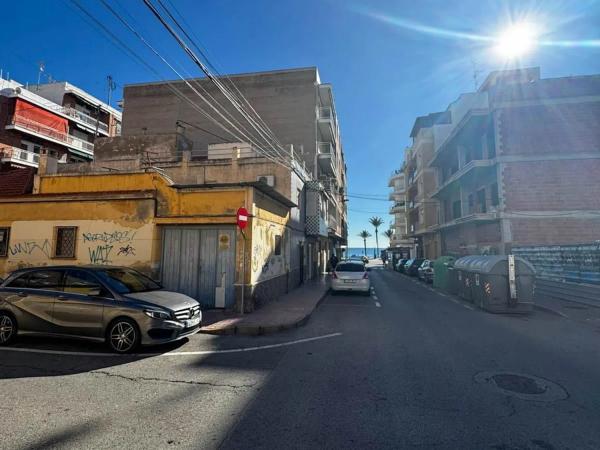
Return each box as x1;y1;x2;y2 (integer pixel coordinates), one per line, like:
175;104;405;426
2;266;600;449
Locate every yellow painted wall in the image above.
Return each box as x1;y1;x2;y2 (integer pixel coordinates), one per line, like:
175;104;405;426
1;171;292;302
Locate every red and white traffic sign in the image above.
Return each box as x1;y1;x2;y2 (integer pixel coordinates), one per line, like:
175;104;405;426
236;207;249;230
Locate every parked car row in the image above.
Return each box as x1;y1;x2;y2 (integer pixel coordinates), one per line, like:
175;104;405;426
0;265;202;353
394;258;434;283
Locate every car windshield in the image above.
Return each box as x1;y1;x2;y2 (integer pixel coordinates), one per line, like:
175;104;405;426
96;268;161;294
335;263;365;272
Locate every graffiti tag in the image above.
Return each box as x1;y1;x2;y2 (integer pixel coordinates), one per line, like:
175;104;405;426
9;240;51;258
88;245;113;265
117;244;136;257
82;230;136;245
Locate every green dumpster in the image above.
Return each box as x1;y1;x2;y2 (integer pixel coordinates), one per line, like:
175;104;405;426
432;256;456;291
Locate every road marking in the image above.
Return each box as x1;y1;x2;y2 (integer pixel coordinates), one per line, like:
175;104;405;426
372;295;378;300
0;332;343;358
375;301;382;308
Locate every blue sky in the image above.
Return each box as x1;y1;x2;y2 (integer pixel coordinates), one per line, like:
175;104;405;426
1;0;599;247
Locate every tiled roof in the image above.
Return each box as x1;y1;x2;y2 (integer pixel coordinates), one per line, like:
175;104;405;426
0;167;35;196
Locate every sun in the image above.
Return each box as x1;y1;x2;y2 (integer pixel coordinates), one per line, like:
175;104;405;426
494;23;538;59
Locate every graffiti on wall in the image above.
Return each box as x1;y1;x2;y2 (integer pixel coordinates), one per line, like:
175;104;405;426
9;240;51;258
88;244;114;265
84;229;137;265
251;222;285;282
82;230;136;244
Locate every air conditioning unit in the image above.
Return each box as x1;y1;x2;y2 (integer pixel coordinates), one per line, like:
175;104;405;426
257;175;275;187
410;224;415;233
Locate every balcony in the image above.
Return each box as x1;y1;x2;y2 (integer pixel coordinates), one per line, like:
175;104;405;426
6;115;94;156
317;106;336;142
62;106;109;134
317;142;337;176
0;146;39;168
438;211;499;230
390;202;406;214
431;159;496;198
306;214;328;237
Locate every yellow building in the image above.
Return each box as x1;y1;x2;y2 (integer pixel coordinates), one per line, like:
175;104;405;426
0;165;296;311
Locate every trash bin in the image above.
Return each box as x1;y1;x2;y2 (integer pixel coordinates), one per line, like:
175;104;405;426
433;256;456;291
453;255;535;313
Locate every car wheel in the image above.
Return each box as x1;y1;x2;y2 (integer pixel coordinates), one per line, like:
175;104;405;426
107;318;140;353
0;312;17;345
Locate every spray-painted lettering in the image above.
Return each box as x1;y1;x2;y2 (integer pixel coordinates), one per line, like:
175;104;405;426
9;240;51;258
88;245;113;265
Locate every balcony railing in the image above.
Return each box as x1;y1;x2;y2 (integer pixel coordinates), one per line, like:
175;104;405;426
7;115;94;155
0;146;40;167
62;107;109;134
318;106;332;119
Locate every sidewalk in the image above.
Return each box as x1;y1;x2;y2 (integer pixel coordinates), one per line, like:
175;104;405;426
200;276;330;335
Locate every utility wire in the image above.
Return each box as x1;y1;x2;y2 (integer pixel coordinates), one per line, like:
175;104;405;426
98;0;292;170
144;0;293;166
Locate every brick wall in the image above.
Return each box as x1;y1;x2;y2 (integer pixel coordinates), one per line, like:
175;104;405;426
499;101;600;156
503;160;600;211
442;221;502;256
510;218;600;247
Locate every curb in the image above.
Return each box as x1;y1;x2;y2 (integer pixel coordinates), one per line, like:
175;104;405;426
199;287;330;336
533;303;569;319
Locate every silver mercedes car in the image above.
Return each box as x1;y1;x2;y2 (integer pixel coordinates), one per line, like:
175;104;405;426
0;266;202;353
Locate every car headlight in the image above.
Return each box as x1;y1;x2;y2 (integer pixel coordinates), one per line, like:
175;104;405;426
144;309;171;320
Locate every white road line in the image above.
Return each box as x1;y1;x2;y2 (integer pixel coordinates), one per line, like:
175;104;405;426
375;301;382;308
0;332;343;358
372;295;379;300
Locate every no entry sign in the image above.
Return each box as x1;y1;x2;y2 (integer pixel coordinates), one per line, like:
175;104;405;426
236;207;249;230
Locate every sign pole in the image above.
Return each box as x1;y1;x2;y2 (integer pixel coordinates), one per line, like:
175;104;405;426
236;207;249;315
240;229;246;315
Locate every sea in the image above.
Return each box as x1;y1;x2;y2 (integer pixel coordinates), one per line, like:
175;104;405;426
344;247;381;259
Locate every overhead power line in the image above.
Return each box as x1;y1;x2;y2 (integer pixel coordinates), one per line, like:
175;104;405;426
142;0;294;168
96;0;292;170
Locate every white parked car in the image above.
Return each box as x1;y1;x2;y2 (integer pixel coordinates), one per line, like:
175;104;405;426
331;261;371;295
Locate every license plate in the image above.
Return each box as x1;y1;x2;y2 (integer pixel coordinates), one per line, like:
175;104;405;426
185;317;201;328
343;279;356;284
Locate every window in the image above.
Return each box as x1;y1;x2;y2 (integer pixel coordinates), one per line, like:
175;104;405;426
20;143;29;151
477;189;487;213
452;200;462;220
95;268;161;294
6;273;29;288
468;194;475;214
491;183;499;207
0;227;10;257
26;270;64;291
54;227;77;258
33;145;41;154
274;235;282;256
64;270;111;297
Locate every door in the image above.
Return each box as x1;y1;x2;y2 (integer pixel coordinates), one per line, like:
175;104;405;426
161;227;237;309
52;269;111;339
1;269;65;333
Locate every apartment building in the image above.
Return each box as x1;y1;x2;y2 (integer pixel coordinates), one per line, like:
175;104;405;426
0;75;121;172
427;67;600;256
404;112;450;259
121;67;348;271
387;166;412;255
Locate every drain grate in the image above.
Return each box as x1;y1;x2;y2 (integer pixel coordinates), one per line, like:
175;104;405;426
474;371;568;402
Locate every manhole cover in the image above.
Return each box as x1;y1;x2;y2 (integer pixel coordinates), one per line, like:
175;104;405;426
474;371;568;402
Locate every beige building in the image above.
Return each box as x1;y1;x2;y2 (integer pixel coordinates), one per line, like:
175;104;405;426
387;166;412;256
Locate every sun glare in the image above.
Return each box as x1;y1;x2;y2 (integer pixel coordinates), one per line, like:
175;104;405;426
494;23;538;59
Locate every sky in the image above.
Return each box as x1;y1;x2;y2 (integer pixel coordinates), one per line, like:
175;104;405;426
1;0;599;248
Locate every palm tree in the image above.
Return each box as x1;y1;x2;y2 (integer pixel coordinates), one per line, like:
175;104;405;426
358;230;371;256
369;216;384;257
383;229;394;243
